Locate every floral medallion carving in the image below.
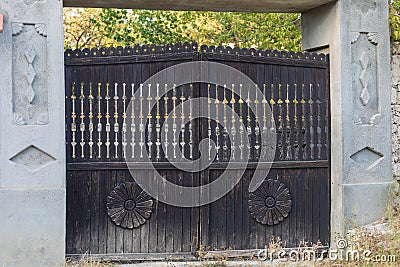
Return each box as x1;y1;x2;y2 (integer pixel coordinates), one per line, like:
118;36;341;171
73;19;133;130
249;178;292;226
107;182;153;229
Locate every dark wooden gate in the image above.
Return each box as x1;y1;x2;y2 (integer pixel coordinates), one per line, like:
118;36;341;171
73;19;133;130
65;43;330;260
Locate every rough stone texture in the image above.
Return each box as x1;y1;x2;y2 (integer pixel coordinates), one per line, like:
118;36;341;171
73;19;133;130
391;45;400;176
302;0;393;242
64;0;336;12
0;0;65;266
0;189;65;267
343;183;392;227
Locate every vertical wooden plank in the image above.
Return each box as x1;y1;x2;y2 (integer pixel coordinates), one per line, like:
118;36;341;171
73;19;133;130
199;56;210;251
82;171;91;254
320;65;330;245
218;172;227;250
296;168;305;245
131;170;142;253
114;172;125;253
312;171;321;244
233;169;243;249
148;57;162;253
148;169;159;253
165;170;175;252
173;171;183;252
97;169;107;254
66;171;74;254
157;170;167;253
181;172;191;252
241;170;250;250
209;170;219;250
140;170;150;253
225;170;235;249
106;170;116;253
89;170;100;254
287;67;297;247
190;77;201;254
73;172;85;254
304;169;313;245
280;169;292;247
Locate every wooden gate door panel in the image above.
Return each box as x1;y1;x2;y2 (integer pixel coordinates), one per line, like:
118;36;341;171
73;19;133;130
199;49;330;249
65;47;201;255
65;44;330;257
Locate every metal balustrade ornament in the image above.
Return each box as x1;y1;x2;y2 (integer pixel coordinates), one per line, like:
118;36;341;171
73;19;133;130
67;81;327;162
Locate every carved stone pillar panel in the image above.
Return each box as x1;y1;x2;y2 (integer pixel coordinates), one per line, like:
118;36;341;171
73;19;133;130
302;0;393;239
0;0;65;266
0;0;65;189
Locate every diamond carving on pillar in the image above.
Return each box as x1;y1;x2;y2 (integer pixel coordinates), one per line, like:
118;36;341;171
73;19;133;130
359;52;370;106
9;145;56;172
350;147;384;170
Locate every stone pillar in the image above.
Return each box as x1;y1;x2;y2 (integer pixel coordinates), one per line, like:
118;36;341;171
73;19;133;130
302;0;393;241
0;0;65;266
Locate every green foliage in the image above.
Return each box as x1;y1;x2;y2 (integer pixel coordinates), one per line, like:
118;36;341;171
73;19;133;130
65;0;400;51
390;0;400;43
65;9;302;51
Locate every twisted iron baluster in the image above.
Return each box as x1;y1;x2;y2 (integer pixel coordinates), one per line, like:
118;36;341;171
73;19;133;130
172;84;178;159
122;83;127;159
308;84;315;160
97;83;103;159
285;84;292;160
164;84;169;159
316;83;322;159
71;82;77;159
189;84;193;159
155;84;161;160
79;83;86;159
105;83;111;159
130;84;136;159
254;85;260;159
277;84;284;160
88;83;94;159
238;84;244;161
301;84;307;160
147;84;153;159
270;84;276;133
215;85;220;161
230;84;236;160
139;84;144;158
222;84;229;161
208;84;212;161
293;84;300;160
262;84;268;159
113;83;120;158
246;84;252;160
180;85;186;159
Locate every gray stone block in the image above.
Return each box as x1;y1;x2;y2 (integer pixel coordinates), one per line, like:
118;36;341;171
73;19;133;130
343;183;392;228
0;189;65;267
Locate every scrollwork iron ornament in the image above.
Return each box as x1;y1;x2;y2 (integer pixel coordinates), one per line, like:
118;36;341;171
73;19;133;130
248;178;292;226
107;182;153;229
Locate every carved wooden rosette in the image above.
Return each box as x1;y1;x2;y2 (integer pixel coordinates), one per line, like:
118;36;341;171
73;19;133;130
248;178;292;226
107;182;153;229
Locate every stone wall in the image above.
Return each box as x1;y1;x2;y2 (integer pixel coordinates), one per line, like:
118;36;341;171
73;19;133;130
392;44;400;177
